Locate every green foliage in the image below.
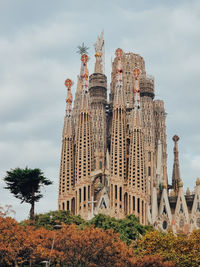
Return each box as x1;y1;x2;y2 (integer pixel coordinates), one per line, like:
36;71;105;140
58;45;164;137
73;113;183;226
21;210;85;230
21;211;151;245
4;167;52;220
87;213;152;244
4;167;52;204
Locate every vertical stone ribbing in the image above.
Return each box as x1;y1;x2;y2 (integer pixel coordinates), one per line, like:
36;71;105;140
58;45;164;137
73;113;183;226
89;73;107;170
110;49;127;218
58;79;75;214
154;100;168;186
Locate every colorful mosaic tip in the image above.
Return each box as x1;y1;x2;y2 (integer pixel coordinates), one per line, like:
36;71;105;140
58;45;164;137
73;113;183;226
65;79;73;90
133;68;141;78
115;48;123;59
81;54;89;64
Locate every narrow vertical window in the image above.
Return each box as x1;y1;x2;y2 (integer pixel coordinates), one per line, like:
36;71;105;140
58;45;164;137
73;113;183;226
115;185;117;200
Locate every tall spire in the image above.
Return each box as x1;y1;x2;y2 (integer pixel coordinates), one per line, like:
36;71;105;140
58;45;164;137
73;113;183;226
80;53;90;111
110;48;127;218
75;52;93;220
172;135;181;194
128;66;147;224
94;31;105;74
63;78;73;137
58;78;75;214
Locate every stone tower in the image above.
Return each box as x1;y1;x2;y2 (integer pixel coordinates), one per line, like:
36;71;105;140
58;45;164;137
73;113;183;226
154;100;168;186
140;75;155;199
110;48;127;218
171;135;181;195
89;33;107;171
58;34;199;233
58;79;75;213
74;54;93;220
127;68;147;224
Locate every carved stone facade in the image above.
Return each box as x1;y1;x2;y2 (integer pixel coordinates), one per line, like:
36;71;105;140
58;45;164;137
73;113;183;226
58;34;200;233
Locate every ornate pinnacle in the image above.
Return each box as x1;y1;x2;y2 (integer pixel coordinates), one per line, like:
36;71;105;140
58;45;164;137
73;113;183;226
64;78;73;112
133;68;141;80
173;135;179;143
115;48;123;60
94;31;105;74
172;134;181;195
77;43;89;55
81;53;89;64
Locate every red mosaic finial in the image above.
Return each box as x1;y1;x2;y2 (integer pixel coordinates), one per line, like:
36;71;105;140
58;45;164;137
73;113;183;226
115;48;123;59
64;78;73;112
81;53;89;64
133;68;141;79
65;79;73;90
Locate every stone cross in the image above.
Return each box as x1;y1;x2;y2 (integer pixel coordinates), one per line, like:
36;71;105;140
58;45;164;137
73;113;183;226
88;196;97;219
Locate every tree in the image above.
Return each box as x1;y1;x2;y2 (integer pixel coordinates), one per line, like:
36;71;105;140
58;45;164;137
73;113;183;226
134;229;200;267
4;167;52;220
0;216;29;267
22;210;85;230
53;224;135;266
87;213;152;244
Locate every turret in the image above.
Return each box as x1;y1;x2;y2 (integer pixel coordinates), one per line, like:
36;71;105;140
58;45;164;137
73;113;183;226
172;135;181;195
110;48;127;218
128;67;147;224
89;33;107;171
58;78;75;214
75;53;93;219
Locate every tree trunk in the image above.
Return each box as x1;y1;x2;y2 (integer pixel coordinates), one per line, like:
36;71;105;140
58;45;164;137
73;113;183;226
30;188;35;221
30;201;35;221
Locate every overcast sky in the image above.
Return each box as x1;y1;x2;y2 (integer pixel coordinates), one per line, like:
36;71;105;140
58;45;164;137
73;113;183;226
0;0;200;221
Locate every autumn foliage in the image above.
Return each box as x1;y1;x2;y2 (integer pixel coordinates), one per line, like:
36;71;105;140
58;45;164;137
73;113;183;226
0;215;176;267
135;229;200;267
1;208;199;266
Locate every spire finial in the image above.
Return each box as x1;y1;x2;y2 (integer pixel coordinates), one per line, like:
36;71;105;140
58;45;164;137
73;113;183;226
94;31;105;74
64;78;73;113
77;42;89;55
81;53;89;94
113;48;125;107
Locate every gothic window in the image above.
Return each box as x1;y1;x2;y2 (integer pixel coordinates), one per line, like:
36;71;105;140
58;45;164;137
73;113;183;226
162;220;167;230
84;187;86;201
137;198;140;213
148;167;151;176
115;185;117;200
88;186;90;201
197;202;200;212
100;161;102;169
133;196;135;211
79;188;81;203
162;205;167;215
179;203;184;214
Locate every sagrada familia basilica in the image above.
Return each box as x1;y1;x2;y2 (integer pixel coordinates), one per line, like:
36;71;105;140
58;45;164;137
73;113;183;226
58;32;200;234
